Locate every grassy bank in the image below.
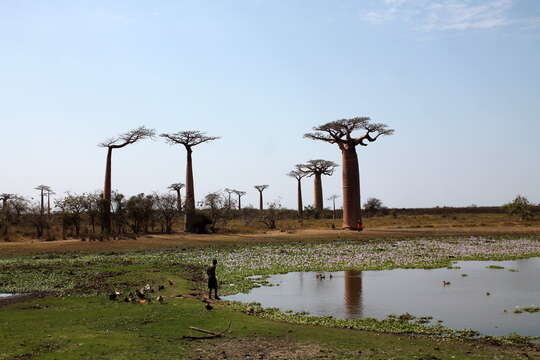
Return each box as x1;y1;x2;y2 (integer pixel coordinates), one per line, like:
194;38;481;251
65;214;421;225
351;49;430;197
2;235;540;359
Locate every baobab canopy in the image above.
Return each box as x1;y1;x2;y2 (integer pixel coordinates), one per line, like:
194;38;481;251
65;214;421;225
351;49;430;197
305;117;394;230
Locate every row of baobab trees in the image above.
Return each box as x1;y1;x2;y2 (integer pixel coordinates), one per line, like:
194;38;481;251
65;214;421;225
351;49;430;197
97;117;393;234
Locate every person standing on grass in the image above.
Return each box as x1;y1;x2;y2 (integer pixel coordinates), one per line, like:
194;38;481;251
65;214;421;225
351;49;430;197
207;259;220;300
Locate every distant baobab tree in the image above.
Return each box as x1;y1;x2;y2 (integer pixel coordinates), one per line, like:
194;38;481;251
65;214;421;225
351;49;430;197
168;183;185;212
328;194;340;226
254;185;269;211
160;130;220;232
233;190;246;211
34;185;52;217
0;193;13;240
1;193;12;210
287;167;308;219
99;126;156;234
299;160;338;211
224;188;235;208
45;188;55;215
305;118;394;230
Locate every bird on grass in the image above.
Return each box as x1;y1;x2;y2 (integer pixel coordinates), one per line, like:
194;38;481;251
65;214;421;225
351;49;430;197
202;299;213;311
109;291;121;300
136;289;146;299
157;296;165;304
158;285;165;291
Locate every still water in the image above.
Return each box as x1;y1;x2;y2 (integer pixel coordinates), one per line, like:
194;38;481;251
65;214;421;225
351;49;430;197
224;258;540;337
0;294;15;298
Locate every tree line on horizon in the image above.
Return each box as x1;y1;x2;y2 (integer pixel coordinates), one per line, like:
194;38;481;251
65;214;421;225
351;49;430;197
3;117;536;241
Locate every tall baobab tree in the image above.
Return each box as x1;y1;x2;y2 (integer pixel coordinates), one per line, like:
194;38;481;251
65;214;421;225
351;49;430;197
233;190;246;211
99;126;155;234
305;118;394;230
328;194;340;227
254;185;269;211
287;167;308;219
168;183;184;212
0;193;13;240
35;185;51;217
160;130;220;232
299;160;338;211
224;188;235;209
45;188;55;216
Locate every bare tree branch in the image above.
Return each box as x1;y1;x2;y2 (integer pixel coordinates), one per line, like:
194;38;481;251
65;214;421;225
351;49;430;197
298;159;338;176
254;185;269;193
304;117;393;148
99;126;156;148
160;131;220;150
168;183;185;192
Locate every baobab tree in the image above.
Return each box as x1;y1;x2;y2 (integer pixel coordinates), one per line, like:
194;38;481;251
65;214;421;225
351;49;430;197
0;193;13;240
160;130;220;232
34;185;51;217
328;194;340;226
299;160;338;211
287;167;308;219
233;190;246;211
224;188;235;208
45;188;55;216
305;118;394;230
99;126;155;234
254;185;269;211
168;183;184;212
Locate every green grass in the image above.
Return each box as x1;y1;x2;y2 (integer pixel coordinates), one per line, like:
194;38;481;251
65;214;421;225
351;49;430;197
2;236;540;359
2;295;534;360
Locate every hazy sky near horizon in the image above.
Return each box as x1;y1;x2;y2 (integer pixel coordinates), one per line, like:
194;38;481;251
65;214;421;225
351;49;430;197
1;0;539;209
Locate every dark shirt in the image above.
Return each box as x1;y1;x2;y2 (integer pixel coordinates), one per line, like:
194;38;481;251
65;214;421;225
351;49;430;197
207;265;217;279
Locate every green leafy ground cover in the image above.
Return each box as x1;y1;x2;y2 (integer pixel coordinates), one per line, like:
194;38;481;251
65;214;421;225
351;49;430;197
2;236;540;359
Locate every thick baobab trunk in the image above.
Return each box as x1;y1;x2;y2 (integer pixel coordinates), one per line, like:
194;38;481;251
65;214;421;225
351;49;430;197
258;191;263;211
341;146;362;230
297;179;303;218
313;173;323;211
47;193;51;216
184;148;195;232
102;147;113;234
237;195;242;211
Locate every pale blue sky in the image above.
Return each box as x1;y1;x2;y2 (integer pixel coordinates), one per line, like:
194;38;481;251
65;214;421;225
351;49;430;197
1;0;539;209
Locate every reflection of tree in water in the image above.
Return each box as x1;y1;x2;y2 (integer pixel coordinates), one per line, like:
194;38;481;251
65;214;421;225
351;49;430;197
344;270;363;317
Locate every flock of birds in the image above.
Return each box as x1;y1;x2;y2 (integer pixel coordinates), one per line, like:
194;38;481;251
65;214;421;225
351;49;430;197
108;280;175;304
108;279;215;310
315;273;333;280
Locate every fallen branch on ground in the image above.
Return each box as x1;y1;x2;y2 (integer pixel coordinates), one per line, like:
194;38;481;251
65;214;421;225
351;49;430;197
182;321;231;340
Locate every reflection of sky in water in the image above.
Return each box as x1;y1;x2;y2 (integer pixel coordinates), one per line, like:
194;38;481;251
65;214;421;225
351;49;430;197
0;294;16;298
224;258;540;337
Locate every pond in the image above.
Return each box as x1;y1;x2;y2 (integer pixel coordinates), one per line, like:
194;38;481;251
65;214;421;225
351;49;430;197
224;258;540;337
0;293;16;298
